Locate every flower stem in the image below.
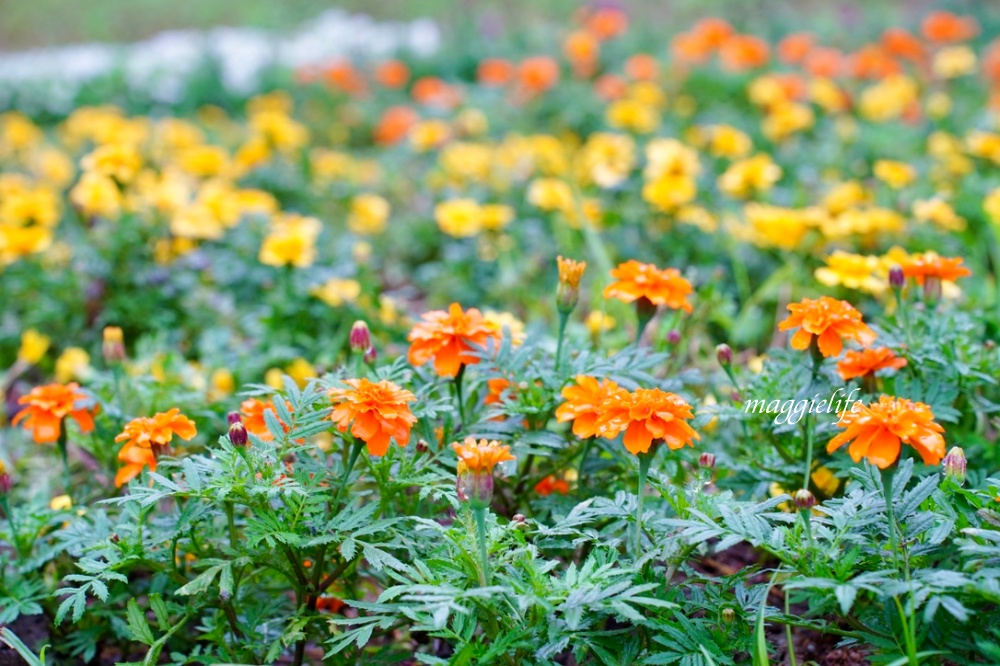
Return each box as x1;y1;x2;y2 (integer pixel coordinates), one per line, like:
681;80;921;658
634;452;653;559
333;439;366;508
473;507;489;586
225;502;238;551
57;428;72;501
554;310;570;372
801;411;814;491
881;466;899;566
453;364;466;426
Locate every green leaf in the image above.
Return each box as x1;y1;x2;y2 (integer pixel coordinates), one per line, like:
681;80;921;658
126;599;156;646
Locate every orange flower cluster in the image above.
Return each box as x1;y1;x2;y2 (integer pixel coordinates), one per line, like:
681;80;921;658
13;383;95;444
603;260;694;313
114;408;197;487
452;437;516;474
901;252;971;285
534;474;571;496
329;378;417;456
778;296;875;358
240;397;290;441
827;395;946;469
837;347;907;381
407;303;503;377
557;376;700;455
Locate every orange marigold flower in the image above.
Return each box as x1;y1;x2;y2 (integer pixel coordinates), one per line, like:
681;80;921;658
882;28;925;63
407;303;503;377
316;596;346;614
114;408;197;487
921;11;979;43
837;347;908;381
827;395;946;469
777;296;876;358
374;59;410;89
517;56;561;95
484;377;511;407
240;397;290;441
624;54;659;81
584;6;629;41
534;474;571;496
451;437;515;474
329;378;417;456
557;256;587;289
13;382;96;444
595;73;628;100
719;34;770;72
374;106;419;146
477;58;515;87
603;260;694;312
555;375;626;439
900;252;971;285
692;18;734;49
595;388;700;455
778;32;815;65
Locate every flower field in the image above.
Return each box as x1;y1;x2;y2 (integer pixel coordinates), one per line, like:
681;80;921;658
3;5;1000;664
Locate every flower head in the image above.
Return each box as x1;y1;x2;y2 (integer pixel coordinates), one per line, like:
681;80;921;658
407;303;503;377
557;256;587;312
594;388;700;455
13;383;96;444
837;347;907;381
555;375;626;439
827;395;945;469
114;408;197;486
603;260;694;313
534;474;571;496
240;398;289;441
778;296;875;358
329;379;417;456
900;252;971;285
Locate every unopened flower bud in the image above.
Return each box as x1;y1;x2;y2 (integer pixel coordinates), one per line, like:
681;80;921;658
512;513;526;524
793;488;817;511
102;326;125;363
888;265;905;290
923;276;942;303
699;452;716;469
363;346;377;364
556;256;586;314
0;460;11;495
349;321;371;354
416;439;429;453
227;412;248;447
716;344;733;366
721;607;735;624
667;330;681;345
942;446;966;486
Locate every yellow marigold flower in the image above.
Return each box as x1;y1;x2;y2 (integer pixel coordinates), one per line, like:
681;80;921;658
310;149;354;183
32;148;75;187
18;329;50;365
409;120;451;152
250;110;309;153
644;138;700;179
311;278;362;307
452;437;515;474
933;45;977;78
705;124;752;159
69;172;121;220
528;135;571;176
576;132;636;188
439;142;494;183
347;193;390;235
809;77;848;113
926;92;952;119
435;199;482;237
484;310;525;346
814;251;887;294
527;178;574;211
606;99;660;133
480;204;514;231
208;368;235;402
913;197;965;232
1;112;43;151
259;214;322;268
676;205;718;233
643;174;697;212
50;495;73;511
628;82;668;108
873;160;917;189
55;348;91;383
762;102;814;142
858;75;918;122
286;358;315;388
264;368;284;389
820;207;904;239
557;256;587;290
822;181;870;215
456;108;488;136
586;311;615;335
176;144;229;178
81;143;142;183
0;185;60;227
718;154;781;199
353;241;372;263
811;466;840;497
966;131;1000;165
742;203;817;250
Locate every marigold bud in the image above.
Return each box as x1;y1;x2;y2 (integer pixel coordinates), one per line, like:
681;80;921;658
942;446;966;486
888;265;905;290
556;256;587;314
363;346;377;364
228;412;248;447
0;460;11;495
667;330;682;345
102;326;125;363
512;513;526;524
716;343;733;366
793;488;817;511
416;439;429;453
349;321;372;354
721;607;735;624
699;452;716;469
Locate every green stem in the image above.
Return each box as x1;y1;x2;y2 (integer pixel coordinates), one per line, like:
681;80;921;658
473;507;489;586
785;591;798;666
225;502;238;551
0;496;24;560
554;310;570;372
802;411;814;491
634;452;653;559
333;439;365;508
882;467;899;566
453;364;466;426
57;427;72;501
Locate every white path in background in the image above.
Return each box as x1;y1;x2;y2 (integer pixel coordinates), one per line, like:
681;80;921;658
0;10;440;112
